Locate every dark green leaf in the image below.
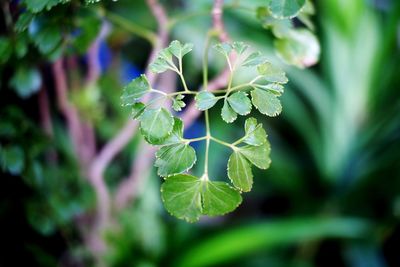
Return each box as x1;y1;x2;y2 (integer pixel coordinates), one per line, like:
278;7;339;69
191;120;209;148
0;37;12;64
139;108;174;144
15;12;34;32
227;151;253;192
251;89;282;117
155;144;196;177
0;146;25;175
160;117;184;145
227;92;252;116
121;74;151;106
161;174;203;222
131;102;146;119
24;0;61;13
202;181;242;216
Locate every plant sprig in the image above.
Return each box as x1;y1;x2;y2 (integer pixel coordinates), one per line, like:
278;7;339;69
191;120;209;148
121;39;287;222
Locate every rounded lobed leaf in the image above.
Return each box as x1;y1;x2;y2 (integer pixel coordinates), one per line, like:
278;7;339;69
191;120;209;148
227;92;252;116
155;143;197;177
238;142;271;170
221;100;237;123
139;108;174;144
251;89;282;117
121;74;151;106
195;91;218;111
268;0;306;19
202;181;242;216
227;151;253;192
243;118;267;146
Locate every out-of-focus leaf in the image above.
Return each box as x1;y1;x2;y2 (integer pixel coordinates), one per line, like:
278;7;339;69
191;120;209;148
0;37;12;64
257;62;288;84
29;22;62;54
73;11;102;54
176;217;371;267
131;102;146;119
23;0;62;13
155;144;196;177
9;66;42;98
268;0;306;19
227;92;252;116
0;145;25;175
168;40;193;59
251;89;282;117
15;12;34;32
275;29;320;68
213;43;232;58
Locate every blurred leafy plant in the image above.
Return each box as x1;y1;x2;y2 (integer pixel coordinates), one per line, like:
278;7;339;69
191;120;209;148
121;40;288;222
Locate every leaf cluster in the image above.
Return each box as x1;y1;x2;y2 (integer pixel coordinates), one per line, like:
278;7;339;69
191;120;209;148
122;40;287;222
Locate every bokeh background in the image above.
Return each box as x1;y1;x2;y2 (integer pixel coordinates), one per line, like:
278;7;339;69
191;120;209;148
1;0;400;266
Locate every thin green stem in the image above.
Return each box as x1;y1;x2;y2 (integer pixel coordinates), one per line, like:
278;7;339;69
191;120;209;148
184;136;208;143
210;136;234;149
203;32;214;91
178;73;190;92
203;110;211;180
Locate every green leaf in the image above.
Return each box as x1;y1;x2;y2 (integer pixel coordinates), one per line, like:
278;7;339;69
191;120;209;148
161;117;184;145
251;89;282;117
227;151;253;192
9;66;42;98
131;102;146;119
274;29;320;68
15;12;34;32
238;142;271;169
231;42;248;55
195;91;218;111
227;92;252;116
260;83;285;94
268;0;306;19
168;40;193;59
161;174;242;222
121;74;151;106
214;43;232;57
243;118;267;146
0;146;25;175
30;24;62;54
221;100;237;123
161;174;203;222
24;0;61;13
139;108;174;144
173;95;186;111
202;181;242;216
155;143;196;177
150;48;175;73
257;62;288;84
0;37;13;64
242;52;267;67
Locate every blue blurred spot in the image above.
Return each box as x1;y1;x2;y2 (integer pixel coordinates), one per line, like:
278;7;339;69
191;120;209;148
99;41;112;72
121;60;141;84
185;121;205;150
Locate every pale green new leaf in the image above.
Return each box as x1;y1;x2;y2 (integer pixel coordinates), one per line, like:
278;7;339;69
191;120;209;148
168;40;193;59
238;142;271;169
139;108;174;144
202;181;242;216
242;52;267;67
251;89;282;117
161;174;203;222
195;91;218;111
221;100;237;123
155;143;196;177
121;74;151;106
213;43;232;57
268;0;306;19
150;49;175;73
257;62;288;84
227;151;253;192
173;94;186;111
227;92;252;116
131;102;146;119
231;42;248;55
243;118;267;146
